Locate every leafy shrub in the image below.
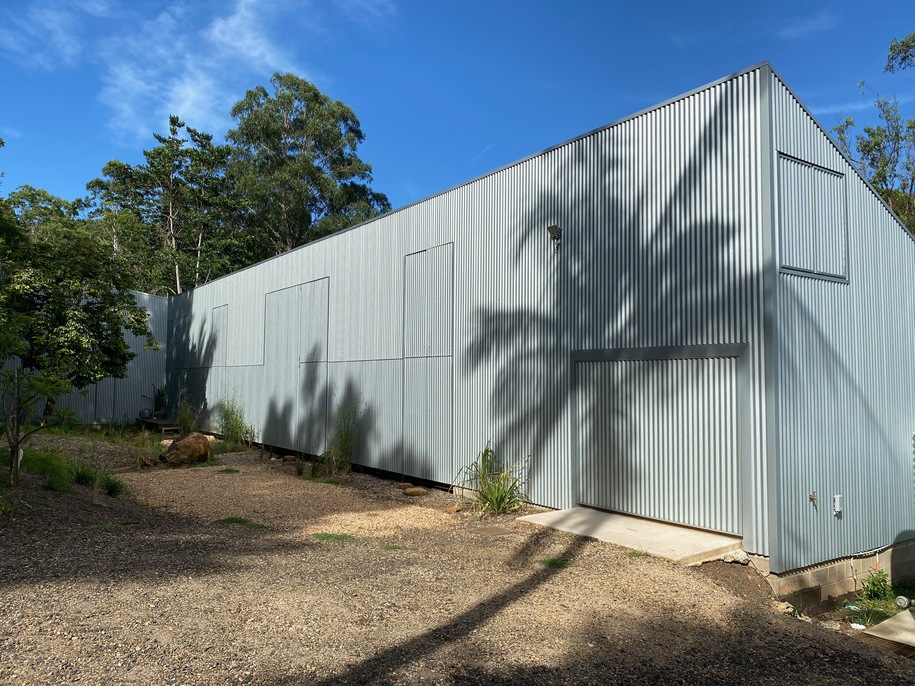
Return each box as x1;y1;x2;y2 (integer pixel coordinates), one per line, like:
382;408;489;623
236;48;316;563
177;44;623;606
860;568;894;601
458;443;528;514
216;396;256;447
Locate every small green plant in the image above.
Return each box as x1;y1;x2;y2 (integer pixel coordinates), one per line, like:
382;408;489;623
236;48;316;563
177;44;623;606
0;492;25;516
312;532;355;542
843;568;902;626
860;568;894;601
216;396;256;447
383;544;410;551
217;467;240;474
98;472;125;497
457;443;528;514
313;396;363;478
70;461;98;487
213;517;266;529
539;557;572;570
176;389;200;435
627;550;650;559
142;385;168;418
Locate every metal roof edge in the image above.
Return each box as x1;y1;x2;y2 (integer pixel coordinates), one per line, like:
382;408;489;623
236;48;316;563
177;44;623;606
765;63;915;246
179;60;781;294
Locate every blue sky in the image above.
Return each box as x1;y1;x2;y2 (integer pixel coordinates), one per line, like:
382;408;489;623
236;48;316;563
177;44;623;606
1;0;913;210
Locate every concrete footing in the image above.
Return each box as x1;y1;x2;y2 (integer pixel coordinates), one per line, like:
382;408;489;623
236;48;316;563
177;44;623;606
757;538;915;613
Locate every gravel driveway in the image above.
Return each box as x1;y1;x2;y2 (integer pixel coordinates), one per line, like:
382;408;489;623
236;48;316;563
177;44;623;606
1;440;914;685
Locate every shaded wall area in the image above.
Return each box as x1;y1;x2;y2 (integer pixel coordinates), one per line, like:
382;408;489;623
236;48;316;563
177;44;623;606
769;71;915;572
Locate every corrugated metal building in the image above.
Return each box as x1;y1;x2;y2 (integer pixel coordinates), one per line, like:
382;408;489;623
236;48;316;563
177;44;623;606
78;62;915;576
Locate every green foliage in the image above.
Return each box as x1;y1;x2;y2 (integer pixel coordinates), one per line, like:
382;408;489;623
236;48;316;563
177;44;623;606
216;396;255;447
458;443;529;514
88;116;237;295
860;568;894;601
886;32;915;73
539;557;572;570
211;440;248;454
832;39;915;235
311;532;355;542
0;493;24;516
843;569;907;626
20;448;71;491
314;396;363;478
97;471;125;497
175;389;200;435
0;185;154;487
213;517;265;529
70;461;98;487
227;72;390;256
627;550;650;559
382;544;409;551
143;385;167;416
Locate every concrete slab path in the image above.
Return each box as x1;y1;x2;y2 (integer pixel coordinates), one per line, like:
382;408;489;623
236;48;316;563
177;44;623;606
864;608;915;648
517;507;742;565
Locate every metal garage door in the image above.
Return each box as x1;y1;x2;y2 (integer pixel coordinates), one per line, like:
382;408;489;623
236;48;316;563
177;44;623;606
577;353;741;535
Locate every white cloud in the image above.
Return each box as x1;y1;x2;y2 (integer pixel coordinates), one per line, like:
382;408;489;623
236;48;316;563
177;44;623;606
777;9;837;40
3;0;398;143
0;1;85;70
337;0;397;25
96;1;304;142
204;0;297;73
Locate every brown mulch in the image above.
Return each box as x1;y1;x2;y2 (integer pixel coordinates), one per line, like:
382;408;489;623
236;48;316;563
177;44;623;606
1;436;914;685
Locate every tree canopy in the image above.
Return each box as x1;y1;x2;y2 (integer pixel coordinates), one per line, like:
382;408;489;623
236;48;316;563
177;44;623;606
833;32;915;235
1;186;152;485
227;72;390;256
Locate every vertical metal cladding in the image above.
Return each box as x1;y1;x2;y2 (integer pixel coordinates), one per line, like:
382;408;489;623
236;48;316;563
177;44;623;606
153;66;770;556
578;356;740;535
770;70;915;572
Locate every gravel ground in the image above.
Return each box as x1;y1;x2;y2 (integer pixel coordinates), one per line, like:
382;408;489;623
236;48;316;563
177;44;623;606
1;436;914;685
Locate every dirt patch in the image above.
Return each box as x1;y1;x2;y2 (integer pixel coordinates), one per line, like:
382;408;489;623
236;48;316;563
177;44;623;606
694;560;774;604
2;435;914;685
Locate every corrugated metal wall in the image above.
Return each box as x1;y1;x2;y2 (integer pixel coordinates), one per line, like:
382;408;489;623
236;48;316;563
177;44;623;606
165;65;771;556
769;69;915;572
56;291;168;424
577;354;741;535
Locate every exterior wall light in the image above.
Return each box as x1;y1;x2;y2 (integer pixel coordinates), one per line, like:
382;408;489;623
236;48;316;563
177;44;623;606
547;224;562;250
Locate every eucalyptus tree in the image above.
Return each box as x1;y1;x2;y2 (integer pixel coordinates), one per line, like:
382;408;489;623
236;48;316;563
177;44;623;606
227;72;390;257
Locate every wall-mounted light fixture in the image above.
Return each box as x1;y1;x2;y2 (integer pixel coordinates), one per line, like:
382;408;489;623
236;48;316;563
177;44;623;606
547;224;562;251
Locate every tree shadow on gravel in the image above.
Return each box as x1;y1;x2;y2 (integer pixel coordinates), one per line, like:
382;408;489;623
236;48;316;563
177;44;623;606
251;583;914;686
0;465;425;589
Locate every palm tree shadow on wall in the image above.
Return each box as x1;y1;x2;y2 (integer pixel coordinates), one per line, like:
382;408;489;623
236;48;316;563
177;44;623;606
261;348;375;466
463;87;760;510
